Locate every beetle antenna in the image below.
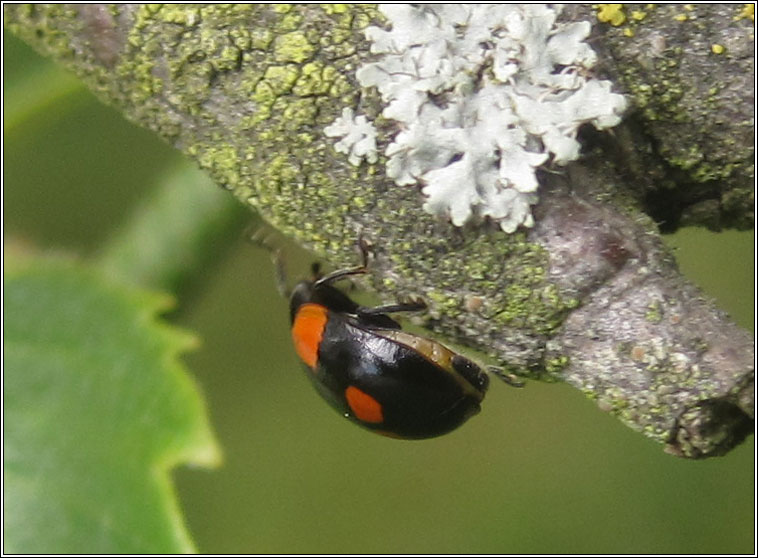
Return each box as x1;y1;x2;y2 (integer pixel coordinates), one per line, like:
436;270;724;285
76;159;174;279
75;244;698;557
313;265;367;288
311;235;374;288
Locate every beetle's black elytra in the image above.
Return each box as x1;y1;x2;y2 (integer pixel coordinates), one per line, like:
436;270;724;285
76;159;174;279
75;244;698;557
252;232;522;439
287;244;505;439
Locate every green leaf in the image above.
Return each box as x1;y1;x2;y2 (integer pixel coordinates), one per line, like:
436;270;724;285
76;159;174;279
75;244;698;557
3;256;221;554
96;162;246;292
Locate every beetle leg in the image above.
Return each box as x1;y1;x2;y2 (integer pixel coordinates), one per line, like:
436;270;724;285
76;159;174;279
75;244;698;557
249;226;291;298
357;298;427;317
357;235;372;268
488;366;525;388
271;249;290;298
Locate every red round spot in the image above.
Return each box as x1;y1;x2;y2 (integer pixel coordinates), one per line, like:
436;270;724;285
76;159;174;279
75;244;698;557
291;303;328;369
345;385;384;424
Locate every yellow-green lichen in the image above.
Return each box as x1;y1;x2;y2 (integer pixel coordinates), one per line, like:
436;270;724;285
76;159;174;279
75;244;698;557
734;4;754;22
273;31;315;64
596;4;627;26
545;355;570;375
156;5;201;26
195;144;242;187
353;11;376;30
262;65;300;95
293;62;338;96
4;4;587;387
282;99;320;131
621;55;688;123
250;28;274;50
321;4;350;16
645;301;663;324
496;284;542;330
596;4;654;40
278;10;304;32
631;10;647;21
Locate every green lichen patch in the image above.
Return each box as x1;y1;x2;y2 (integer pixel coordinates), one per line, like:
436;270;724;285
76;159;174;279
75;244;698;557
645;300;663;324
597;3;754;229
5;3;594;386
545;355;570;376
273;31;316;64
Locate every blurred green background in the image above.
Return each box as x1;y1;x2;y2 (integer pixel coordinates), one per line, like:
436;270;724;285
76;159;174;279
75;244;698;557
3;32;754;554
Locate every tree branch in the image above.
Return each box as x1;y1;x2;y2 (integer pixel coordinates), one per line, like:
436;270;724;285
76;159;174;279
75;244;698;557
569;4;755;232
5;3;753;457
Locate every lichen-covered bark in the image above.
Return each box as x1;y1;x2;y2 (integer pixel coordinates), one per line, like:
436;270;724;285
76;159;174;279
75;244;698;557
569;4;754;231
4;4;753;457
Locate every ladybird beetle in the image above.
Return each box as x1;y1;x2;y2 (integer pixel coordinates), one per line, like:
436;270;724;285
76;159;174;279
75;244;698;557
279;239;521;439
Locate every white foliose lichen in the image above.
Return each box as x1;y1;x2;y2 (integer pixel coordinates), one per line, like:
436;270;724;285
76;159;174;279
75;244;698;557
325;4;628;233
323;107;379;166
